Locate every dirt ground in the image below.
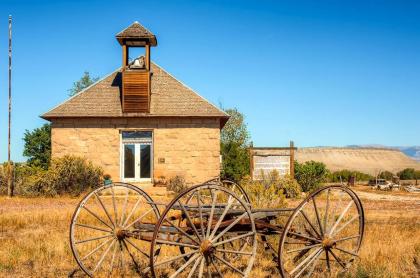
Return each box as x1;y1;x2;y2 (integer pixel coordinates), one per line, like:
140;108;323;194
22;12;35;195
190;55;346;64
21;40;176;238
0;186;419;277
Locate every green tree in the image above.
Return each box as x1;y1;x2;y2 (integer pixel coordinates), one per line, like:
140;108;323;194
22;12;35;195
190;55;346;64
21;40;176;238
221;108;251;181
294;160;328;192
68;71;99;96
397;168;416;180
23;123;51;169
378;171;394;180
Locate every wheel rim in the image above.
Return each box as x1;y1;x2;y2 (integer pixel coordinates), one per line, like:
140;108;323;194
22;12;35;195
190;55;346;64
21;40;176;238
150;184;257;277
69;183;160;277
278;185;364;277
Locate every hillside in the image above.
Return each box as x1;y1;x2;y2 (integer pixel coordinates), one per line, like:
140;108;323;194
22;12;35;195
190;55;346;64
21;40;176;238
296;147;420;175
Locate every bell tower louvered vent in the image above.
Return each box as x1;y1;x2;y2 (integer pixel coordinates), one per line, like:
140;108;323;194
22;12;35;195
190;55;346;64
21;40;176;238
116;21;157;113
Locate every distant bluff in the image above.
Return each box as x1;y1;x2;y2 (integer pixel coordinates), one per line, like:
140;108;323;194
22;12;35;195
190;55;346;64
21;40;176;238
296;147;420;175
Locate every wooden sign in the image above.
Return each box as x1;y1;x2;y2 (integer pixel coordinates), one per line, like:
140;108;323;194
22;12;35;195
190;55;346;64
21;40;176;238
249;141;296;180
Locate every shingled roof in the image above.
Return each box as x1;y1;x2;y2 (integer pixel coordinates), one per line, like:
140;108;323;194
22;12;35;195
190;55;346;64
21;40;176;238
116;21;157;46
41;63;229;122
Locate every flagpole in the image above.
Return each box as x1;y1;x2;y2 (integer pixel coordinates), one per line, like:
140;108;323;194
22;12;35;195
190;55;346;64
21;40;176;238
7;15;14;197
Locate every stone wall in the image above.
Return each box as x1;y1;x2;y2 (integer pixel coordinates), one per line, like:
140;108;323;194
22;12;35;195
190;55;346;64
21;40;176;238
50;117;221;185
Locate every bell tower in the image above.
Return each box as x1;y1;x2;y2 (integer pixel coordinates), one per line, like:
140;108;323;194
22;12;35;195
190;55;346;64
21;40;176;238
116;21;157;113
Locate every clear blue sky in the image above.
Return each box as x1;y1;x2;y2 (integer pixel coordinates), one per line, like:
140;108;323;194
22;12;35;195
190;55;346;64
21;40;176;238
0;0;419;162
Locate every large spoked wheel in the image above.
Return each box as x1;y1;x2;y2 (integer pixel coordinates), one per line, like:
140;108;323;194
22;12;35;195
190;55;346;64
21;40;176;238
150;183;257;277
70;182;160;277
278;185;364;277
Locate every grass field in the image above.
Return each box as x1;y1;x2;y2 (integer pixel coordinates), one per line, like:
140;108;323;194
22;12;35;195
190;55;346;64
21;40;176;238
0;186;419;277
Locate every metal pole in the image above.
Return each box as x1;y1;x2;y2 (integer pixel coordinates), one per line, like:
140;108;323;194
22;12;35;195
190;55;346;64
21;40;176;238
7;15;14;197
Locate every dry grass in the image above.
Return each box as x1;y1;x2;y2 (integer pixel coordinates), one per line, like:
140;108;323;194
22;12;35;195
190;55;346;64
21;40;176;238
0;188;419;277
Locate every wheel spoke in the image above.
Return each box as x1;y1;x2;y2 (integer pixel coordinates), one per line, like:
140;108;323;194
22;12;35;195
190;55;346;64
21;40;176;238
163;218;200;245
75;234;114;244
323;188;330;234
287;231;322;243
213;232;255;247
75;223;112;233
124;238;149;258
289;247;322;275
211;212;248;243
325;249;331;271
209;196;236;240
82;206;113;230
211;257;223;277
301;249;323;278
92;239;115;273
294;248;323;278
334;246;359;257
329;249;346;268
312;197;324;236
213;254;245;276
187;256;202;278
169;253;200;278
119;188;129;226
206;189;217;238
334;234;360;243
111;186;118;226
82;237;114;260
109;242;118;275
299;210;321;239
329;200;354;236
286;243;321;254
94;192;115;228
121;240;142;275
333;215;359;236
178;200;203;242
216;248;253;255
124;208;154;230
196;190;206;238
198;257;205;278
121;196;142;227
156;239;198;249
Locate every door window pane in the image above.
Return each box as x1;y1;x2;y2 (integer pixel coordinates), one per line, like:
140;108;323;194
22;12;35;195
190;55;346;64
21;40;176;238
140;145;151;178
124;144;135;178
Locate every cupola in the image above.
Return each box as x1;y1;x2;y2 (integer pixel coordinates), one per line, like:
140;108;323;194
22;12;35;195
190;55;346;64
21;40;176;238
116;21;157;113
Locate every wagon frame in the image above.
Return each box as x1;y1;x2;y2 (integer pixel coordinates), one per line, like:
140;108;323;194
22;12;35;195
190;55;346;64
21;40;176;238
69;178;364;277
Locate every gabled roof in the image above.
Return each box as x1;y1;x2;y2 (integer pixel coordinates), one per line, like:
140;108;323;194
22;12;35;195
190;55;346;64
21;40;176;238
41;63;229;122
116;21;157;46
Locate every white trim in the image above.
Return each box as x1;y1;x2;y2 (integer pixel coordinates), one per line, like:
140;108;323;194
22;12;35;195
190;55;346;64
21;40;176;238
120;129;153;183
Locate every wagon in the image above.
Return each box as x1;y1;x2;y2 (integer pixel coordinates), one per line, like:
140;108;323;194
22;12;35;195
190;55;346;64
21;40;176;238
69;178;364;277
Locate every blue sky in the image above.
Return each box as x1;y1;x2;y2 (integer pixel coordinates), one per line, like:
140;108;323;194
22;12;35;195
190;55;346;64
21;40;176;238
0;0;419;162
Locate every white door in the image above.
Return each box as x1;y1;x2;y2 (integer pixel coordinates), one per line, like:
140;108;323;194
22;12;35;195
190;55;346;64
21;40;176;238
121;131;152;182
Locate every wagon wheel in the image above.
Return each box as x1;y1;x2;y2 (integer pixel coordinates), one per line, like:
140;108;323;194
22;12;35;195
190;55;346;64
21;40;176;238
278;185;364;277
150;184;258;277
70;182;160;277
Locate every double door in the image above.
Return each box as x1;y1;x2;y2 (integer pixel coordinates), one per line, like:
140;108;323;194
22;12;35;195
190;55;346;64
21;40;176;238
123;142;151;182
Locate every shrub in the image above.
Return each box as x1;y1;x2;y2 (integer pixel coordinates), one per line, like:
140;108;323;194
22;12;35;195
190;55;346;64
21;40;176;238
294;160;328;192
240;170;300;208
167;175;188;194
32;155;103;196
327;169;374;183
397;168;416;180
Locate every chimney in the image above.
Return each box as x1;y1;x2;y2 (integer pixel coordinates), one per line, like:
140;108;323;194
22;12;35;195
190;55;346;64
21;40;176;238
116;21;157;113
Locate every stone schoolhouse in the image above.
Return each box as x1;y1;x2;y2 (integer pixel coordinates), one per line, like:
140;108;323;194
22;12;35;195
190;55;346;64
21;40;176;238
42;22;229;185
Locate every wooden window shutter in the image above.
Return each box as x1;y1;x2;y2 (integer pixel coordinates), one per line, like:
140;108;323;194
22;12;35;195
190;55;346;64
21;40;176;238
122;71;150;113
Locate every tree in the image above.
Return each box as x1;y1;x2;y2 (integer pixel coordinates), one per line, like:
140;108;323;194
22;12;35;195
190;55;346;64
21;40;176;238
397;168;416;180
378;171;394;181
221;108;251;181
294;160;328;192
23;123;51;169
68;71;99;96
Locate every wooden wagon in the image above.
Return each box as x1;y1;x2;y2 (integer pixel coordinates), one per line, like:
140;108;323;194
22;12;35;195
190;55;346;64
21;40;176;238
69;178;364;277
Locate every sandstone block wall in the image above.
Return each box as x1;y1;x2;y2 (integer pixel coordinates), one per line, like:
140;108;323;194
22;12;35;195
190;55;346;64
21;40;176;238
51;117;221;185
